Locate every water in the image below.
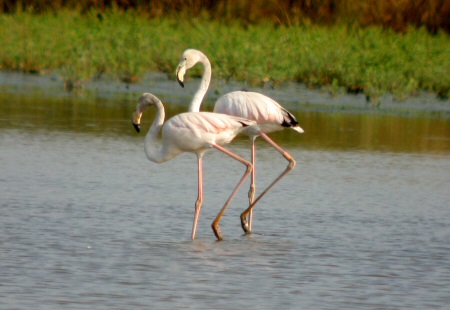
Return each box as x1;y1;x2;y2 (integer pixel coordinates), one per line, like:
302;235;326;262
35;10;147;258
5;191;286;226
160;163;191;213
1;87;450;309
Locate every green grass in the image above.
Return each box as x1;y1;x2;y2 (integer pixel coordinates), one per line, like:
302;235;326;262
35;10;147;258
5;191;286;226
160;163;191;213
0;10;449;100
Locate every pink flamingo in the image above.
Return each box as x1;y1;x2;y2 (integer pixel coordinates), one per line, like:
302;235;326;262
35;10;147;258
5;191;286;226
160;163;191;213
132;93;258;241
176;49;304;233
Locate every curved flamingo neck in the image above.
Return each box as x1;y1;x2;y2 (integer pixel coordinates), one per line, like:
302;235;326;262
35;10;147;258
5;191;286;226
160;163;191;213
143;100;172;164
188;56;211;112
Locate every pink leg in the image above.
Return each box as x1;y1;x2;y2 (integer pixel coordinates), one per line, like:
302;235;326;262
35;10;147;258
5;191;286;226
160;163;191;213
211;144;252;241
191;156;203;240
241;131;296;233
247;137;256;232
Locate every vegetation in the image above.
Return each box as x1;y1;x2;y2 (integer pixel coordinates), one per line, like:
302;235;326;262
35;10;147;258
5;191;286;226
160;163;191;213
0;6;449;100
1;0;449;34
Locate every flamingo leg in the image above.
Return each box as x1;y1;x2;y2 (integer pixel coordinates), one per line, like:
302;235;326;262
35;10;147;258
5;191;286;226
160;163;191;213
247;137;256;232
211;144;252;241
191;156;203;240
240;131;296;233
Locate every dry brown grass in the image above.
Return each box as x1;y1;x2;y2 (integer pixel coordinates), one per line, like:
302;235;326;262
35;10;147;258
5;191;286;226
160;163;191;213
1;0;449;33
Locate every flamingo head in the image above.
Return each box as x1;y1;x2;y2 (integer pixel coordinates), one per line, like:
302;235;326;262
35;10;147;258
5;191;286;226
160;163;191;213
132;93;161;133
176;49;205;88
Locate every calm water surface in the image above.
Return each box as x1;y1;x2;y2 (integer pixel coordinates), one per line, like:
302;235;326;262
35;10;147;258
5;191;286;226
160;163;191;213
1;90;450;309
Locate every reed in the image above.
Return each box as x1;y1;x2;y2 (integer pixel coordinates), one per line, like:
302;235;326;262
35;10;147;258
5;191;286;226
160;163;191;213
0;9;448;100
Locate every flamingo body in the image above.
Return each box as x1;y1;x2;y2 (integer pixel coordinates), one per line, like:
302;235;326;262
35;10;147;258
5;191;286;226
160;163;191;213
214;91;304;135
161;112;254;156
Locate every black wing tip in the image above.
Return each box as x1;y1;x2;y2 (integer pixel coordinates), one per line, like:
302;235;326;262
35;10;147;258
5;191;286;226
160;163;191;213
238;121;251;127
281;119;299;128
177;80;185;88
281;110;299;128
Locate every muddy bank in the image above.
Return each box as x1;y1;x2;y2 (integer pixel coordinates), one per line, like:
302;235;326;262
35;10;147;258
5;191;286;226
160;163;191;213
1;71;448;116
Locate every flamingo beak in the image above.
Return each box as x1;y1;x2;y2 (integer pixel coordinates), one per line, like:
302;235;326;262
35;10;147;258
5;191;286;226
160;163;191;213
132;111;142;133
133;122;140;133
176;60;187;88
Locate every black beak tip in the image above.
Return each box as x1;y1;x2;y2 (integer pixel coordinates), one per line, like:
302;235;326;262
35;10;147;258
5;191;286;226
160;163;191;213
133;122;140;133
177;80;184;88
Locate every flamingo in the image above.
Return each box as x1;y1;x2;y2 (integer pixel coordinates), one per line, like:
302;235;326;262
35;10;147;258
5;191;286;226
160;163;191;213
175;49;304;234
132;93;259;241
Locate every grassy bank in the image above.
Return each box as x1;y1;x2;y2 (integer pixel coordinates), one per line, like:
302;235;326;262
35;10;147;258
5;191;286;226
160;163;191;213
0;10;449;101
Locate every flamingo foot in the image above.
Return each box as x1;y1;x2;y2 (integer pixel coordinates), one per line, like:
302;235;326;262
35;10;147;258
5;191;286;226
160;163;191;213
240;214;251;234
212;222;224;241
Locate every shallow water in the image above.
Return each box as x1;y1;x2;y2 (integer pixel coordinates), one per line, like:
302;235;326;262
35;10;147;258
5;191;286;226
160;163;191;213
1;90;450;309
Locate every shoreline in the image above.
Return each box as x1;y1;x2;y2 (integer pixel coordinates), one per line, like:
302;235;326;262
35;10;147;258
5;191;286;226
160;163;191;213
1;71;449;116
